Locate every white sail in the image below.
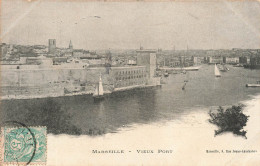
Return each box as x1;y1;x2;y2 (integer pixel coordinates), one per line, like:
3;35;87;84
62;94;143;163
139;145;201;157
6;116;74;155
98;74;104;95
215;64;221;77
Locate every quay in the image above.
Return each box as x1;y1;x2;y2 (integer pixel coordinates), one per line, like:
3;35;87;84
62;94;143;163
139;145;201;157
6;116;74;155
159;66;201;71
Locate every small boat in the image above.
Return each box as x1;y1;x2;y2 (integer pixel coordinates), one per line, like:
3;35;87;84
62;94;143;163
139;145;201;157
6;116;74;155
246;81;260;87
220;64;228;72
215;64;221;77
93;73;104;101
164;72;169;77
182;82;187;90
233;64;244;67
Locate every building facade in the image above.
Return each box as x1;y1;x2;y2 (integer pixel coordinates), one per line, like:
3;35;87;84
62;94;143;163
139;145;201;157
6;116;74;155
223;57;239;64
110;66;146;88
136;49;157;78
208;56;223;64
250;56;260;66
239;56;248;64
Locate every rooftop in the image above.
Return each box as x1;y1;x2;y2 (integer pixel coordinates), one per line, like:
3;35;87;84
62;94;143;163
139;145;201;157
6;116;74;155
136;49;157;53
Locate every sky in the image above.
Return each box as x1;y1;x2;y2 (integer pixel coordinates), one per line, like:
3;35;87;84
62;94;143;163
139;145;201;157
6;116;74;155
1;0;260;50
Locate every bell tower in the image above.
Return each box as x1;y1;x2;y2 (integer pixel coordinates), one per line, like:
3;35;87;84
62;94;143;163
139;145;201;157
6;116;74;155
48;39;56;54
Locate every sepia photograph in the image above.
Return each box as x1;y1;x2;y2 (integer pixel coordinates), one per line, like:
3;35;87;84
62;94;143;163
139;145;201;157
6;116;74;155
0;0;260;165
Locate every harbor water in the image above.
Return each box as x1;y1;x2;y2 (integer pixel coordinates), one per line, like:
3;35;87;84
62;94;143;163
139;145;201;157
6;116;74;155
1;64;260;136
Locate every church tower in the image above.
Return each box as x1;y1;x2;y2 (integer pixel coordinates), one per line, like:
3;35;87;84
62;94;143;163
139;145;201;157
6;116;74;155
48;39;56;54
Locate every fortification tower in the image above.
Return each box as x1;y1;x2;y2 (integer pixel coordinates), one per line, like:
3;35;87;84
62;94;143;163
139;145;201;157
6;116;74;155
48;39;56;54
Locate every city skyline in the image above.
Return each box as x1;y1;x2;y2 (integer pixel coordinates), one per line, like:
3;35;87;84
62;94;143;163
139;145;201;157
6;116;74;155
1;0;260;50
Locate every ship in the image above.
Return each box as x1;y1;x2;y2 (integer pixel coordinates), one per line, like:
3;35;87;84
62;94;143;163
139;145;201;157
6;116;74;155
93;73;104;101
219;64;229;72
159;66;200;71
246;81;260;87
215;64;221;77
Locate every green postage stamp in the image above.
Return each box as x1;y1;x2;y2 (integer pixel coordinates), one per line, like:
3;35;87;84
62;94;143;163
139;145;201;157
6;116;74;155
0;126;47;165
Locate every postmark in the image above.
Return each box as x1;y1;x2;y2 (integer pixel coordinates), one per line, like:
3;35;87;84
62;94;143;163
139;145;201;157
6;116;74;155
0;122;47;165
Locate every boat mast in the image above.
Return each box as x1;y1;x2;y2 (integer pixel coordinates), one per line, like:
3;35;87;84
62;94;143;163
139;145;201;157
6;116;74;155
98;73;104;95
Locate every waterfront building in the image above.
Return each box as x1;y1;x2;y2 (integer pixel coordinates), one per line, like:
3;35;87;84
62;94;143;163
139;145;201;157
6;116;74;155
170;57;181;67
208;56;223;64
179;56;185;67
247;58;250;64
204;57;208;63
178;56;195;67
163;56;180;67
48;39;56;54
105;50;112;66
53;57;68;65
239;56;248;64
223;57;239;64
136;49;157;78
192;56;198;65
110;66;146;88
249;56;260;68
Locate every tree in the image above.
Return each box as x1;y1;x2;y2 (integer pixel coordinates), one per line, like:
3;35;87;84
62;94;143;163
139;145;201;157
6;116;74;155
208;105;249;138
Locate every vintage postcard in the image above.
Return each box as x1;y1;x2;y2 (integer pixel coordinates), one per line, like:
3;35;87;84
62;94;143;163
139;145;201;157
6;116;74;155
0;0;260;165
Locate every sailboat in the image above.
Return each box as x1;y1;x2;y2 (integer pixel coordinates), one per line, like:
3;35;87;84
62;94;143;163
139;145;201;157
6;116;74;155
219;64;228;72
182;71;189;90
215;64;221;77
93;73;104;101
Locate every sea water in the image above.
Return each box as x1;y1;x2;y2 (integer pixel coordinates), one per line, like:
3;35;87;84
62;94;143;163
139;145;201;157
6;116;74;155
1;64;260;136
1;64;260;165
